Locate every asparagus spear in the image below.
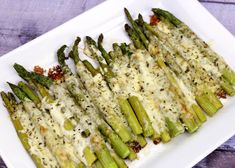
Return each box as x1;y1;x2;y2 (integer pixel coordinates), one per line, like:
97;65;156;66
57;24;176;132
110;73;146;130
34;77;120;167
1;91;59;168
124;9;202;133
58;42;131;160
124;24;186;137
8;83;79;168
96;34;146;136
124;8;149;48
140;16;224;115
73;37;134;144
93;35;163;140
13;65;97;166
137;14;220;116
144;23;221;113
151;9;235;96
82;40;149;154
15;64;120;167
99;36;174;142
152;8;235;86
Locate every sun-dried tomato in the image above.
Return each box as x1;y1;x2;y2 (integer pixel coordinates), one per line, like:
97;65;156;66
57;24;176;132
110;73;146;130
150;15;160;26
129;141;141;153
48;65;64;80
216;90;227;99
153;138;161;145
33;65;44;75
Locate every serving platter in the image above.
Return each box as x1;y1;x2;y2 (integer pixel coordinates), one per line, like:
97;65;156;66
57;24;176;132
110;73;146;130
0;0;235;167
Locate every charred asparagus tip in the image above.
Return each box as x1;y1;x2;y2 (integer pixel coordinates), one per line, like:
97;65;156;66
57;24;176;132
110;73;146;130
97;34;112;64
57;45;68;66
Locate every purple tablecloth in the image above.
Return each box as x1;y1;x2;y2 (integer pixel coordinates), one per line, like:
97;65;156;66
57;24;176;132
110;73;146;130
0;0;235;167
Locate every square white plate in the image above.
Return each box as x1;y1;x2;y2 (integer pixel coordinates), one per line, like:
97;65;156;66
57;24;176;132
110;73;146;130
0;0;235;167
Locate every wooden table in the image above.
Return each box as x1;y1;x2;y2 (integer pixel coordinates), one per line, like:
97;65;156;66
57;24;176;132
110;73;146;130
0;0;234;167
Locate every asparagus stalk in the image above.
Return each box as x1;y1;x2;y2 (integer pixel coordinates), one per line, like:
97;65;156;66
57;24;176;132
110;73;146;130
152;8;235;86
13;65;97;166
1;91;53;168
74;58;140;159
124;8;149;48
142;19;225;112
141;23;218;112
16;63;122;167
128;96;155;137
156;59;200;133
118;97;143;135
58;43;132;159
8;83;79;168
124;9;203;133
151;9;235;95
94;34;160;140
136;15;219;118
20;82;100;166
125;26;184;137
75;37;133;144
96;34;144;136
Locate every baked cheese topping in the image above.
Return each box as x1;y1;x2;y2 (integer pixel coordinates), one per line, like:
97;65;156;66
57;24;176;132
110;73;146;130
150;28;220;94
43;85;94;165
14;104;59;167
22;99;79;166
110;55;141;98
108;49;173;133
178;24;228;71
148;39;199;106
155;22;221;92
76;61;128;127
64;71;103;125
131;50;183;126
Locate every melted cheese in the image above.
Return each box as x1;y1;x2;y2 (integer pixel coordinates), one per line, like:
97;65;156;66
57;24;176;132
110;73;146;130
14;104;59;167
155;22;221;93
76;62;128;127
23;99;81;166
64;72;103;125
109;49;174;133
43;86;94;165
178;24;228;71
131;50;182;126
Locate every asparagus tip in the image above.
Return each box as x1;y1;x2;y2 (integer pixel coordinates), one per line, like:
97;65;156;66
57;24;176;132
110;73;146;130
74;36;81;45
124;23;131;30
85;36;96;46
98;33;104;43
7;82;16;89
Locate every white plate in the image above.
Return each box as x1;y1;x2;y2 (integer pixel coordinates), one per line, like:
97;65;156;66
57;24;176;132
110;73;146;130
0;0;235;167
